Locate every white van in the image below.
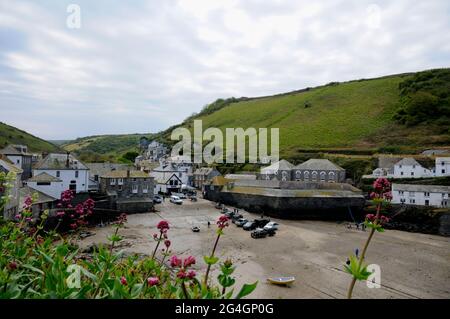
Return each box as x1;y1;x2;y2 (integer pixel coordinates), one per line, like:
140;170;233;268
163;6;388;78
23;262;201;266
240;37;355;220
170;195;183;205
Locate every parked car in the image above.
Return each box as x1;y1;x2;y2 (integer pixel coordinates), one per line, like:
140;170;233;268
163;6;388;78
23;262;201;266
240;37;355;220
243;221;257;231
251;228;276;239
170;195;183;205
153;195;163;204
263;221;279;231
254;218;271;228
172;192;187;199
235;218;248;227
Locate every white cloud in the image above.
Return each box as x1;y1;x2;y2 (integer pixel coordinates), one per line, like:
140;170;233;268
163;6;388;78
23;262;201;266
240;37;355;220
0;0;449;139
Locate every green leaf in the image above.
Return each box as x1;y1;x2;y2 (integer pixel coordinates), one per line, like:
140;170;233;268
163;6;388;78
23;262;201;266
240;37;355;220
203;255;219;265
235;281;258;299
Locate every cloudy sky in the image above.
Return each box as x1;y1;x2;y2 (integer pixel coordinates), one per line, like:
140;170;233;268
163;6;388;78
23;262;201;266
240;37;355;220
0;0;449;139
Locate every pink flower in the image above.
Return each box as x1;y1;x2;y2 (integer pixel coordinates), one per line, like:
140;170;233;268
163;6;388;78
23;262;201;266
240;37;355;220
8;261;18;270
170;255;182;268
217;215;229;229
56;211;65;217
187;270;196;279
14;214;21;219
24;196;32;207
70;223;78;230
153;233;159;240
183;256;196;268
75;204;84;215
164;240;171;248
373;178;390;192
120;276;127;286
147;277;160;286
157;220;170;231
177;270;187;279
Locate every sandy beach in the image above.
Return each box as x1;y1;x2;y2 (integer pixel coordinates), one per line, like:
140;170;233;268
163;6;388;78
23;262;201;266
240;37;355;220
77;198;450;299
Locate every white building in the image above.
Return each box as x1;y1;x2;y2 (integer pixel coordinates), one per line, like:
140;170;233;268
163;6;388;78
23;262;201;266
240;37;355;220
26;172;65;199
150;162;186;194
33;153;89;194
435;157;450;177
393;158;434;178
392;183;450;208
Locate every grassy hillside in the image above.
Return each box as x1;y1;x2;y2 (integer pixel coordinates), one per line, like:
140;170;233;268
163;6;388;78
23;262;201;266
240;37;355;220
62;133;153;162
0;122;60;153
156;69;450;158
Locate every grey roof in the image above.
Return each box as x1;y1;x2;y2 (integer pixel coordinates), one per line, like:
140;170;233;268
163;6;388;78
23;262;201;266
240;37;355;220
86;163;131;177
19;186;57;205
261;159;294;172
194;167;214;175
294;159;345;171
392;183;450;193
27;172;62;183
0;145;31;156
395;157;421;167
0;157;23;174
34;153;88;170
224;174;257;180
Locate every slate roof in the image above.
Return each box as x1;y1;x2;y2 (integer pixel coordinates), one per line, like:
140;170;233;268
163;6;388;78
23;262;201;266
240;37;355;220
19;186;57;205
101;170;149;178
395;157;421;167
294;159;345;171
0;157;23;174
224;174;257;180
261;159;294;172
27;172;62;183
194;167;214;175
86;163;131;177
0;145;31;156
34;153;88;170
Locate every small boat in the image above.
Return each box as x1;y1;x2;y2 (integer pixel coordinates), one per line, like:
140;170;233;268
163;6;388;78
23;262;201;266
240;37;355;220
191;226;200;233
267;276;295;286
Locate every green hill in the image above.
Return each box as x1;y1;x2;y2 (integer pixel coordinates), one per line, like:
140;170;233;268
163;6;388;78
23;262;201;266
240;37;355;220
62;133;153;162
156;68;450;158
0;122;60;153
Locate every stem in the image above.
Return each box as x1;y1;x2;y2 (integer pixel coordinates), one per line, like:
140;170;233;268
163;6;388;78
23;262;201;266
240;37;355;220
151;232;162;260
347;202;381;299
181;281;189;299
203;233;221;287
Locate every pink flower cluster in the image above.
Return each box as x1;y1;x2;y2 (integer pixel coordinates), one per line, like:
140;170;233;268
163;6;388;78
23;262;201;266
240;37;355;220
366;214;390;225
217;215;229;229
157;220;170;231
170;255;196;280
373;178;391;192
147;277;160;286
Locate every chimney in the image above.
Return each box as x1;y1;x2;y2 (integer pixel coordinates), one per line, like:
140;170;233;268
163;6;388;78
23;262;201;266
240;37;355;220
66;152;70;168
127;169;130;178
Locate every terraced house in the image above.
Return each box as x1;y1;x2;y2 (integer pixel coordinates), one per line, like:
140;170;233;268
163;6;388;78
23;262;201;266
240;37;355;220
100;170;154;213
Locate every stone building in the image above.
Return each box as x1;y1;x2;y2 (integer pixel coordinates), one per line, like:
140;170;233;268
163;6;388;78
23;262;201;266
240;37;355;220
292;159;346;183
392;183;450;208
100;170;154;213
0;155;22;219
193;167;221;189
260;159;295;181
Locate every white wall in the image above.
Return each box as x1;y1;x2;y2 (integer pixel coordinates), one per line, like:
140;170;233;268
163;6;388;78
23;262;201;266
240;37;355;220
6;155;22;169
435;157;450;177
33;169;89;193
392;188;449;207
393;164;433;178
27;181;64;199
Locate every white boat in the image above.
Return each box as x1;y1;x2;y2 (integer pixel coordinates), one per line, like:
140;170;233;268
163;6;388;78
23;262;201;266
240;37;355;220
267;276;295;286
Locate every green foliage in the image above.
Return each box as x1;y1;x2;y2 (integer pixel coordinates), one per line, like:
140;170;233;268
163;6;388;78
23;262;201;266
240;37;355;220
394;69;450;126
344;255;372;281
0;122;59;153
122;151;139;162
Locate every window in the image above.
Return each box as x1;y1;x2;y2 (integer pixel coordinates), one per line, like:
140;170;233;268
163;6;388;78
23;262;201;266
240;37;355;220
311;171;318;181
16;159;20;164
399;165;402;168
424;192;430;197
118;178;123;185
110;178;116;185
94;175;99;182
75;170;79;178
143;185;148;193
425;200;429;206
410;199;415;204
118;185;123;191
320;171;326;182
411;172;414;176
56;171;60;178
400;198;405;203
399;191;404;195
132;184;138;193
412;165;416;169
37;182;50;186
295;171;301;179
400;172;404;176
304;171;310;181
442;169;446;174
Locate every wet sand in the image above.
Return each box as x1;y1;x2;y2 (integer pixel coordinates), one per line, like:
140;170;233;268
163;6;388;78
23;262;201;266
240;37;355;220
77;198;450;299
